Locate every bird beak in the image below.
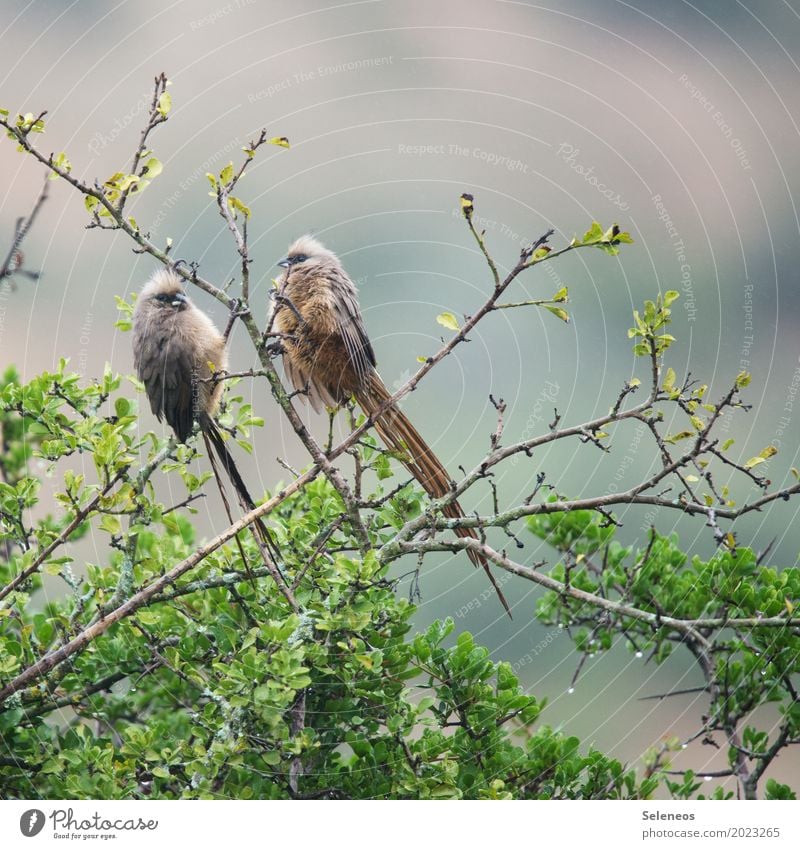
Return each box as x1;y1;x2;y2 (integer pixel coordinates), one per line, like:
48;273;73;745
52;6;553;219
171;292;187;307
277;258;291;268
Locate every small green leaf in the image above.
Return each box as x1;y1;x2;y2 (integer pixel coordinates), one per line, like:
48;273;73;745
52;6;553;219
219;162;234;185
157;91;172;117
268;136;290;148
744;446;777;468
544;305;569;323
436;312;460;332
582;221;603;244
142;157;162;179
228;196;251;218
690;415;705;432
99;515;121;535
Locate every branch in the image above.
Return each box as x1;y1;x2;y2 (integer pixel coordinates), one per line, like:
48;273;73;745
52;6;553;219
0;463;318;705
0;176;49;283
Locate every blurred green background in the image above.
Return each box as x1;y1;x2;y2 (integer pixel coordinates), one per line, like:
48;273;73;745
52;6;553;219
2;0;799;793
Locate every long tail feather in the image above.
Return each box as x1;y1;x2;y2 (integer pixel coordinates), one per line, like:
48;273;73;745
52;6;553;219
200;415;282;566
202;429;257;587
356;373;511;618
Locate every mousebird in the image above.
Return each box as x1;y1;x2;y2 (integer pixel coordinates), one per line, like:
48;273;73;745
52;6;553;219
132;268;280;569
273;237;510;617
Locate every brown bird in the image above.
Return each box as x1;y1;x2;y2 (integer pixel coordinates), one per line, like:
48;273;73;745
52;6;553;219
273;236;510;617
132;268;280;567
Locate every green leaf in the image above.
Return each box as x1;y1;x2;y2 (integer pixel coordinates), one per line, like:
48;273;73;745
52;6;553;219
268;136;290;148
156;91;172;117
664;430;694;444
662;367;676;392
744;446;777;469
99;515;121;535
436;312;460;332
582;221;603;244
50;151;72;179
228;196;251;218
544;305;569;323
142;157;163;179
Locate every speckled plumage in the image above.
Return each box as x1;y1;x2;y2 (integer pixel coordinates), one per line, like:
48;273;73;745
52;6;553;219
132;269;227;442
275;237;511;617
132;268;279;565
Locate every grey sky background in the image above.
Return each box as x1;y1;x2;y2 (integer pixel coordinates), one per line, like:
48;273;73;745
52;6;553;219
2;0;799;792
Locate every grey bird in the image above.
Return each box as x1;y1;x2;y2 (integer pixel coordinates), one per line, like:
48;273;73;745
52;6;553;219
132;268;280;564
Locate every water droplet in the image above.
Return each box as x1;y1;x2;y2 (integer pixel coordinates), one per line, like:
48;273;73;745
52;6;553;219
558;623;564;629
635;651;643;658
704;775;712;782
681;744;688;750
567;687;575;694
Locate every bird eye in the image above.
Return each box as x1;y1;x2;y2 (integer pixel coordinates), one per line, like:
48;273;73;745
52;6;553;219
152;292;183;305
292;254;309;264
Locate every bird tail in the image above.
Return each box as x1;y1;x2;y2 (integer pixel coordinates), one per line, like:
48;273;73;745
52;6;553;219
200;415;282;566
355;372;511;618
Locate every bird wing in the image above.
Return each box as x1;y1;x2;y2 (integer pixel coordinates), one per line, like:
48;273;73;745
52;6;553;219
139;332;196;442
332;275;376;384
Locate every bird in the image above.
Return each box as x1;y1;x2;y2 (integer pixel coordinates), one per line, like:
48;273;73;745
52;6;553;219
272;236;511;617
131;267;281;570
